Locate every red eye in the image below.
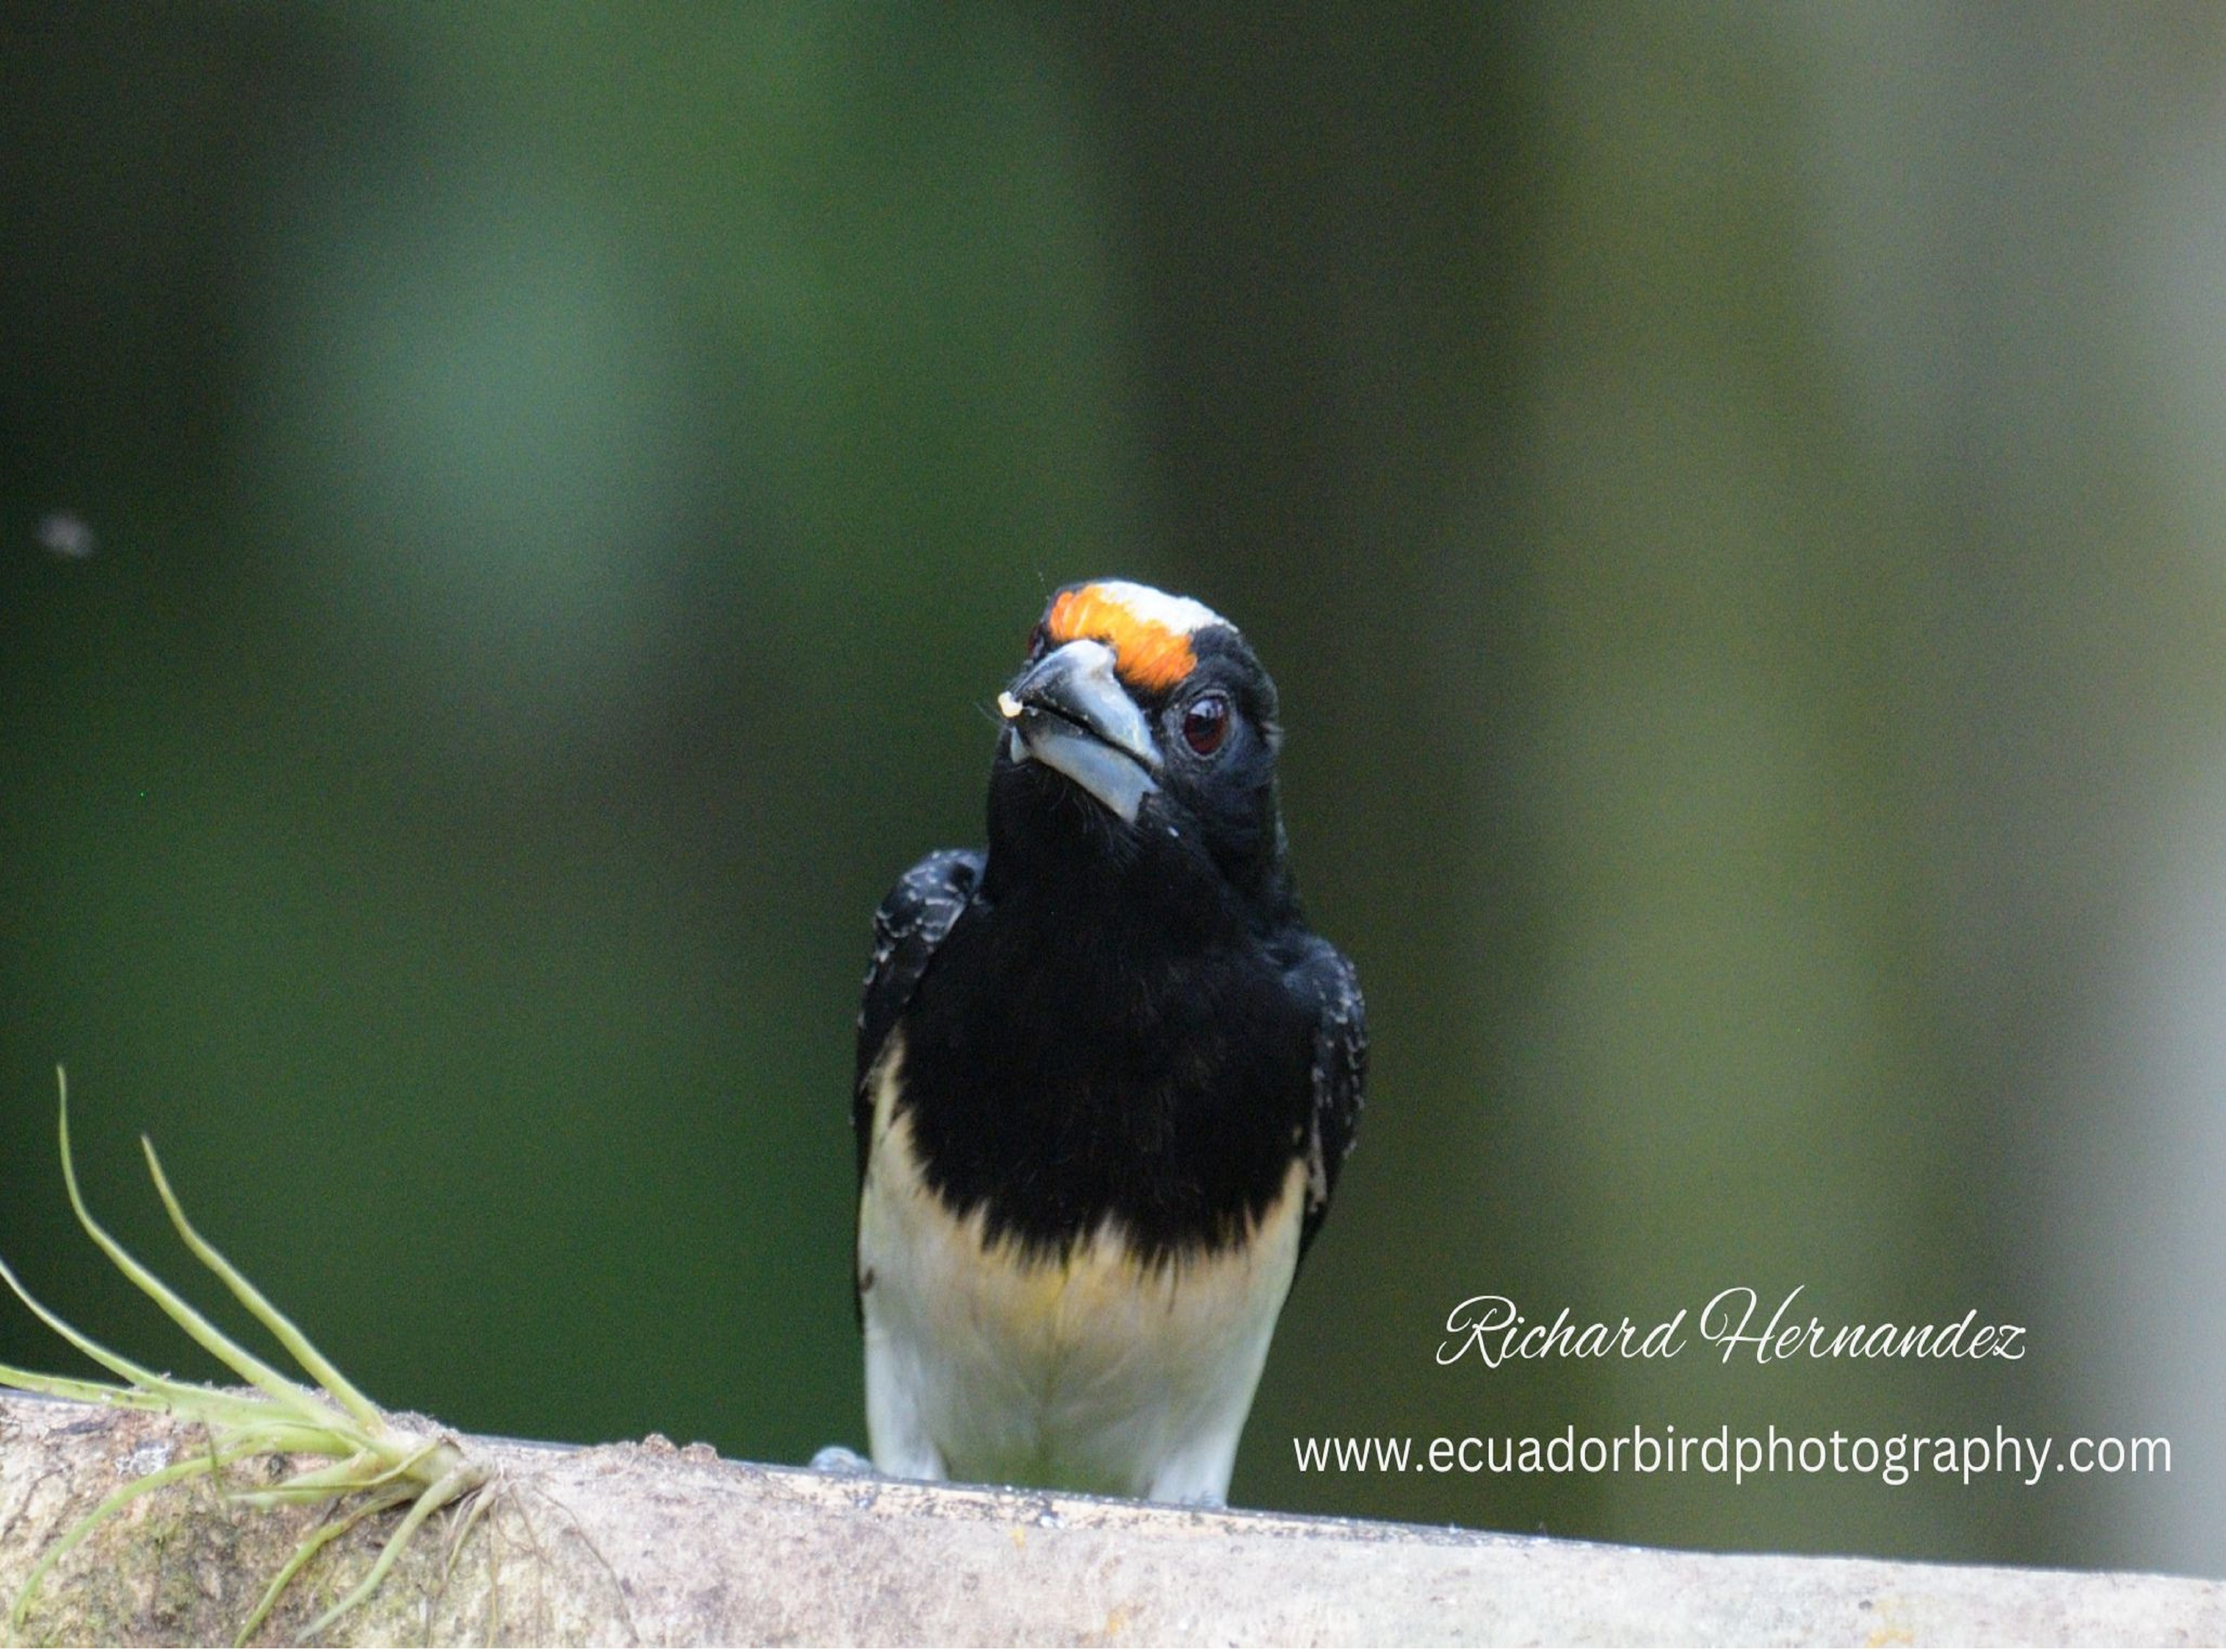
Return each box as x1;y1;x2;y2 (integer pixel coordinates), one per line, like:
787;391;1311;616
1024;622;1049;663
1181;692;1230;756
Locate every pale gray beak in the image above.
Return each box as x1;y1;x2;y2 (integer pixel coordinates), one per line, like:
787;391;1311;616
998;639;1161;823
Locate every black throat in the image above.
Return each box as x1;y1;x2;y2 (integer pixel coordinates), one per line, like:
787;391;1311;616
895;763;1311;1261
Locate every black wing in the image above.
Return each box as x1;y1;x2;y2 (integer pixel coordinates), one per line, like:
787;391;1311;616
853;847;985;1185
1285;936;1367;1258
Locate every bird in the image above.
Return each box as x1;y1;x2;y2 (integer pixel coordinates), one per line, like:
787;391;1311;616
850;577;1366;1505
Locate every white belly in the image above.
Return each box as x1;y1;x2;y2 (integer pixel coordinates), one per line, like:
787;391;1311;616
855;1034;1304;1504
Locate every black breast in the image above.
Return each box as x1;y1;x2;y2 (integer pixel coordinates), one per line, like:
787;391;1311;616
894;883;1313;1262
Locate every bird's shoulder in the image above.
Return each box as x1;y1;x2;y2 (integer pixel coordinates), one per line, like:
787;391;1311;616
1274;931;1367;1254
855;847;985;1111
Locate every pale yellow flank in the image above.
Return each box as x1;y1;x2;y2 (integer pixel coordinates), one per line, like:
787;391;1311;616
856;1032;1303;1500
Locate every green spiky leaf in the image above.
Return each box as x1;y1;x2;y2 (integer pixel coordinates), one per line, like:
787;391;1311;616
1;1069;491;1646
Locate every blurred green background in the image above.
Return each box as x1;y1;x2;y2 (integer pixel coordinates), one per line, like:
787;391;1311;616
6;1;2224;1580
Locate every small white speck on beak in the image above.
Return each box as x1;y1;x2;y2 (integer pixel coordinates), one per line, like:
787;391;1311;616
996;691;1024;721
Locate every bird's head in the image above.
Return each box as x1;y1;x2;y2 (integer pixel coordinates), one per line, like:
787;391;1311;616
989;579;1290;914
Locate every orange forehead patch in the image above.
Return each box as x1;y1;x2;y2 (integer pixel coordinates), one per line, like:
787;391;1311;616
1045;584;1199;692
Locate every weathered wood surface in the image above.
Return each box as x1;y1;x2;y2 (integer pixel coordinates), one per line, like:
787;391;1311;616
1;1389;2217;1646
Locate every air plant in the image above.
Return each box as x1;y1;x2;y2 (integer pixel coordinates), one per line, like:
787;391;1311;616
0;1070;491;1645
